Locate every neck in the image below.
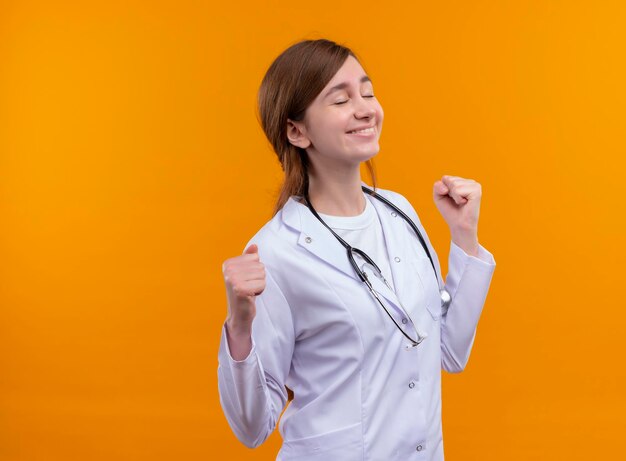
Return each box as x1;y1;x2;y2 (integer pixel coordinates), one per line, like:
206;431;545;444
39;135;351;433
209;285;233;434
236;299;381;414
305;162;366;217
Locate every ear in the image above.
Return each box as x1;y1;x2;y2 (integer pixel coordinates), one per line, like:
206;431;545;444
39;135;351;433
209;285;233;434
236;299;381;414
286;119;311;149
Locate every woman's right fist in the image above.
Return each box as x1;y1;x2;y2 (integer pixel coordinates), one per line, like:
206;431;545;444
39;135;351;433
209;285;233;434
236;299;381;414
222;243;266;325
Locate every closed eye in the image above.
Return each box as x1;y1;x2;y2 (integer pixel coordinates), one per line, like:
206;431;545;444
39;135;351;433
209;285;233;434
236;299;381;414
334;95;375;105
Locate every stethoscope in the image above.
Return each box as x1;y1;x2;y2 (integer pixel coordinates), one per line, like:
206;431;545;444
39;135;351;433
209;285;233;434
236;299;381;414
303;185;452;347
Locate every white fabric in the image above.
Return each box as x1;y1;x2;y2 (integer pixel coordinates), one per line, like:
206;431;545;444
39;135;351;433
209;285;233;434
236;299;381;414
217;184;496;460
317;194;395;291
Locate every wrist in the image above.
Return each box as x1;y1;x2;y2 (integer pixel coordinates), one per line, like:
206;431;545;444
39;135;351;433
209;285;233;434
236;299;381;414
226;315;253;337
451;230;479;257
225;318;253;362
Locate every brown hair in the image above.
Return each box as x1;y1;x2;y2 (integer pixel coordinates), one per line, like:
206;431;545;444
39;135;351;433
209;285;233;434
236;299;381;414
257;39;377;216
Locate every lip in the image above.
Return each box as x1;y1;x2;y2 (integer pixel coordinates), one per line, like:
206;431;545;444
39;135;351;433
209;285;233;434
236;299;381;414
346;124;376;133
346;125;377;137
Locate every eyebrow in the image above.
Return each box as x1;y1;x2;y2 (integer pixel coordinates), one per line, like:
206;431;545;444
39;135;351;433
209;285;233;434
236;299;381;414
323;75;372;99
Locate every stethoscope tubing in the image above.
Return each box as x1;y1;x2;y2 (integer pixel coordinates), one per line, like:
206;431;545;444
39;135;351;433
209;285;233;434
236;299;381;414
302;185;451;347
303;185;441;285
362;186;452;313
360;186;440;284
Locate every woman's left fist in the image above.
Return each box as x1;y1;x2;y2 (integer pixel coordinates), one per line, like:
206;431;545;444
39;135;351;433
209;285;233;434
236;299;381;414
433;176;482;251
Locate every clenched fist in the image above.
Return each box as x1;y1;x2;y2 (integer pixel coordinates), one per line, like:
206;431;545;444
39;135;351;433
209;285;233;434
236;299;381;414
433;175;482;256
222;243;266;328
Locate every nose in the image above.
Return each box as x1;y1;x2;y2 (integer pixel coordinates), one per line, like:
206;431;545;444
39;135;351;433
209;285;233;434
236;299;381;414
354;96;376;119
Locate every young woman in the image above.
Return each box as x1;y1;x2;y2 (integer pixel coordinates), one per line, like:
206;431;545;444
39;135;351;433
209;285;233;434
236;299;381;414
218;39;496;460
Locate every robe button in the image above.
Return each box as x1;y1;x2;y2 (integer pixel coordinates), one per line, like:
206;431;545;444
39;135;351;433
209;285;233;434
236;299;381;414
408;381;415;389
401;318;408;324
416;445;423;451
391;211;397;217
394;257;401;262
305;237;312;243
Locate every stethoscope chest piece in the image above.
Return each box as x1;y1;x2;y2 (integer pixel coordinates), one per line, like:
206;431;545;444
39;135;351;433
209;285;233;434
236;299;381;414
440;289;451;310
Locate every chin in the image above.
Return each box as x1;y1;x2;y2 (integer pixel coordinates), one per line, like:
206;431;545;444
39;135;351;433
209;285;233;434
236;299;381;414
356;144;380;162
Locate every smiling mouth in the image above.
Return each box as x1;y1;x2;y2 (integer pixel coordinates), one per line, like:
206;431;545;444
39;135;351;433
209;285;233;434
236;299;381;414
347;127;376;135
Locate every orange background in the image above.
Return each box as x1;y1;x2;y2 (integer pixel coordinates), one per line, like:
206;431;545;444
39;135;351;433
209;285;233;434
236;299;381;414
1;1;624;460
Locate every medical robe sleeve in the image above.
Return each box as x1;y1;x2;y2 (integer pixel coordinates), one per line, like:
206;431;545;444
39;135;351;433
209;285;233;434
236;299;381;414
217;267;295;448
440;241;496;372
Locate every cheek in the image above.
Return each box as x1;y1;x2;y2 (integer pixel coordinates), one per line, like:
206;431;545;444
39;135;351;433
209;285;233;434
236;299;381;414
321;113;351;138
376;102;384;121
309;119;342;148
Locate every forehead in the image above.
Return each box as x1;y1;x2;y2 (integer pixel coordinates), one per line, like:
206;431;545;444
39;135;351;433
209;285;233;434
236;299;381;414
318;56;372;98
327;55;367;83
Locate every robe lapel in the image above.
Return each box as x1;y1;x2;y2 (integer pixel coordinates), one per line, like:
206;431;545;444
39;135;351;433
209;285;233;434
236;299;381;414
281;196;358;281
